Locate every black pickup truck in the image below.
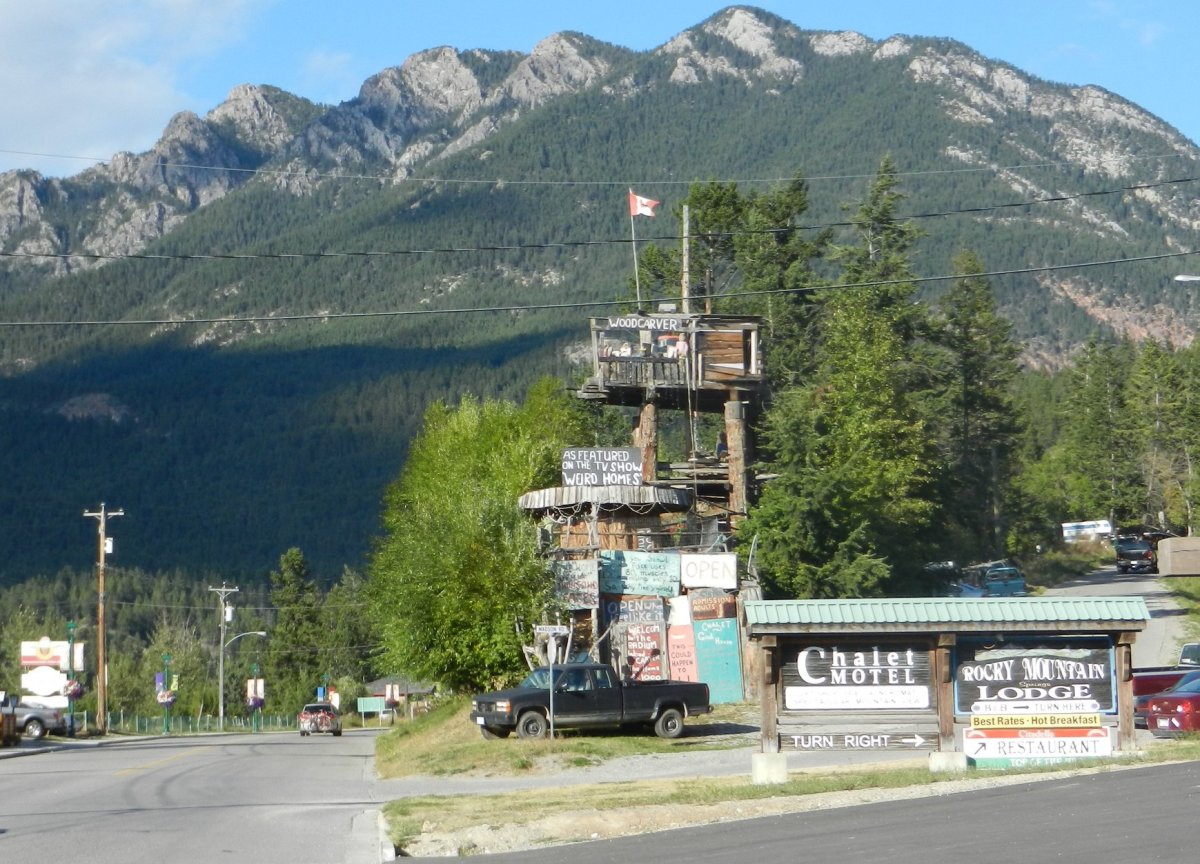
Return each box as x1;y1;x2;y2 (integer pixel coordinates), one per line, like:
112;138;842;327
470;662;711;740
1115;536;1158;574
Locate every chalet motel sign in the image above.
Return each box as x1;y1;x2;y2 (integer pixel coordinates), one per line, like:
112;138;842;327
778;639;1116;757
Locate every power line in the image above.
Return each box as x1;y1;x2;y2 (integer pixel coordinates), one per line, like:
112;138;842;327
1;247;1197;329
0;174;1194;270
1;144;1193;186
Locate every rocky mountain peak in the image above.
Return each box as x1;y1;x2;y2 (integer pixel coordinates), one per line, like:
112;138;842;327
501;33;610;107
206;83;296;152
662;7;803;85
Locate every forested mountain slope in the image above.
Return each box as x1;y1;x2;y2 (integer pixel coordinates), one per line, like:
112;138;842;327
1;5;1198;583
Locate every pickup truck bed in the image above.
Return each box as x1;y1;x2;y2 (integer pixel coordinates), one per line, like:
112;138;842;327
470;662;711;740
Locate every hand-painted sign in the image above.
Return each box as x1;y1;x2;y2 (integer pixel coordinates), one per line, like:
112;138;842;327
690;591;737;620
561;447;643;487
695;617;743;703
625;622;664;680
667;625;699;682
599;550;680;597
782;642;932;711
954;642;1114;714
605;314;694;332
551;559;599;610
603;598;664;624
680;553;738;590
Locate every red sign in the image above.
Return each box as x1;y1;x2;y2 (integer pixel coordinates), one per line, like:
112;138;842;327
625;623;664;680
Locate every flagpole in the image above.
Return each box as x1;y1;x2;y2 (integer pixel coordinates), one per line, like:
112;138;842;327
629;188;642;310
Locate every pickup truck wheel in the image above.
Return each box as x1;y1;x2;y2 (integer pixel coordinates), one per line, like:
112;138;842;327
23;718;46;740
653;708;684;739
516;711;548;739
480;725;511;740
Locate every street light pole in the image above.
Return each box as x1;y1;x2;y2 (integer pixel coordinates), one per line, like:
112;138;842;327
84;503;123;735
220;631;266;732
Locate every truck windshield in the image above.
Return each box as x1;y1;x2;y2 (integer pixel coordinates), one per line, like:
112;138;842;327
520;668;554;690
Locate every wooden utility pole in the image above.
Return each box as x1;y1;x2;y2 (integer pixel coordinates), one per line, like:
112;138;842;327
84;503;123;735
681;204;690;315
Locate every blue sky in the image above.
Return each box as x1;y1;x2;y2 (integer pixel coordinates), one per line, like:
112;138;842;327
3;0;1198;177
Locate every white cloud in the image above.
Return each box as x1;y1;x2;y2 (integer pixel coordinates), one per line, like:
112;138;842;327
0;0;272;177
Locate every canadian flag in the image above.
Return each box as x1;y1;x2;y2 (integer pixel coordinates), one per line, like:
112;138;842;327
628;190;660;217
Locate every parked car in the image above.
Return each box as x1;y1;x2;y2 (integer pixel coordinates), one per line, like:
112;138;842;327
0;693;66;739
297;701;342;737
1134;669;1200;727
1147;675;1200;736
1115;537;1157;573
470;662;711;740
981;566;1028;597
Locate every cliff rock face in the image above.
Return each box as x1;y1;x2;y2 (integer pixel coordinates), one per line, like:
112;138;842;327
1;5;1198;357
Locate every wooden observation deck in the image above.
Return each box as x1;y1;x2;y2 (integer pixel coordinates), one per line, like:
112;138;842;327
576;313;764;413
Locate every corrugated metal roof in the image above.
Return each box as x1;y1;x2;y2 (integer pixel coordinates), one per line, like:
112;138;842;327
744;597;1150;633
518;485;692;512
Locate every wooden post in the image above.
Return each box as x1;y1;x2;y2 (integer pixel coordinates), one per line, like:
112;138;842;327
637;400;658;484
725;396;748;524
1116;632;1136;750
759;636;778;753
935;634;957;751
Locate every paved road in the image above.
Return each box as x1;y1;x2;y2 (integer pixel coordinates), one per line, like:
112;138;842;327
1040;564;1194;667
0;730;390;864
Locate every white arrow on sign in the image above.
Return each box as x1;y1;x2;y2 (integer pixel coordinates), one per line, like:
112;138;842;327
900;734;927;748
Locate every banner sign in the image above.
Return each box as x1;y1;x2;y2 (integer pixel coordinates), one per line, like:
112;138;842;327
599;550;680;597
782;641;933;711
680;553;738;590
561;448;642;487
954;642;1114;714
552;559;599;609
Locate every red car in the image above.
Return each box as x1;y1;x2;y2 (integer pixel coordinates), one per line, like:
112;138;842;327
1147;675;1200;736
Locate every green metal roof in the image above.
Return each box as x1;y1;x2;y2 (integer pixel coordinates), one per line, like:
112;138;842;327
744;597;1150;635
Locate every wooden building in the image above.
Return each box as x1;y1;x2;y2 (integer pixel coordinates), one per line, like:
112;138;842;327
514;313;768;701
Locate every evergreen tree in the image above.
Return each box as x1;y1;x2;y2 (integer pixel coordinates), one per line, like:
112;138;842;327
743;159;938;598
1125;341;1182;529
264;548;326;710
931;250;1021;560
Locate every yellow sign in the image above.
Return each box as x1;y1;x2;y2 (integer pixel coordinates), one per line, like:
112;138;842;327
971;713;1101;728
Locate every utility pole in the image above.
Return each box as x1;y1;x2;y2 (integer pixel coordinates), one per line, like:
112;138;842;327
84;503;123;735
210;583;240;732
681;204;690;315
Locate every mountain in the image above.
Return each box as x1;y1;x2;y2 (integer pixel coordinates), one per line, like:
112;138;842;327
1;5;1198;583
